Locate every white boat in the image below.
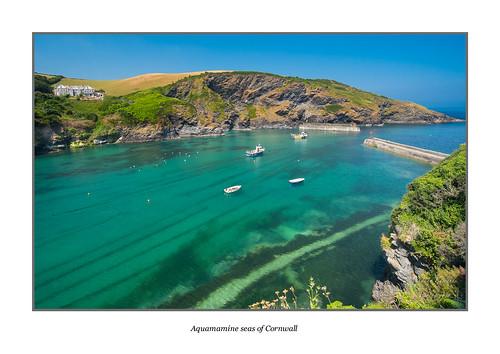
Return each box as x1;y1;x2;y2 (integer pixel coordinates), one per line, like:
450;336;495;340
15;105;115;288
289;178;305;184
291;131;308;139
224;185;242;194
245;144;265;157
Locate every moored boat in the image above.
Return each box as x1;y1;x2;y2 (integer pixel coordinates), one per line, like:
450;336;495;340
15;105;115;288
224;185;242;194
245;144;265;157
291;131;308;140
289;178;305;184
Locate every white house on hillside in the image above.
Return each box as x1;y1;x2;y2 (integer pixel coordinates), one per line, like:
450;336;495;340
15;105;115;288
53;84;103;99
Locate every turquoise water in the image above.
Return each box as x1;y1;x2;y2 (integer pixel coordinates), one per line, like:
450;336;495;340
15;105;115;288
34;122;465;309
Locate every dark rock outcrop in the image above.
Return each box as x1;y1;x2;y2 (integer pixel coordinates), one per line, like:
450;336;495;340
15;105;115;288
372;227;430;305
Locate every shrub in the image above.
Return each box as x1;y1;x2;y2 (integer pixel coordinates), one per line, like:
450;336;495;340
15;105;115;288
391;145;466;267
326;301;356;310
380;234;391;251
324;104;343;113
249;277;356;310
246;104;257;119
396;267;465;309
34;74;63;93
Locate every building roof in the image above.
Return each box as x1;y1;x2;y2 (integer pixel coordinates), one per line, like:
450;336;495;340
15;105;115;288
55;84;95;90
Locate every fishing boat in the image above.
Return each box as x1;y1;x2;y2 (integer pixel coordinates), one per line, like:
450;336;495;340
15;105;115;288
289;178;305;184
224;185;242;194
291;131;308;140
245;144;265;157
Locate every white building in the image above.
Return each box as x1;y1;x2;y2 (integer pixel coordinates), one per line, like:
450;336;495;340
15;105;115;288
53;84;103;98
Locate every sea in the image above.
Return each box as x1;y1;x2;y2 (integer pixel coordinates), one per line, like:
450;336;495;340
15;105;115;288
34;121;466;309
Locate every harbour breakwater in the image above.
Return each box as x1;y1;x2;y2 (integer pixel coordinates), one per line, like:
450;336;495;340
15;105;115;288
299;123;361;132
363;137;449;164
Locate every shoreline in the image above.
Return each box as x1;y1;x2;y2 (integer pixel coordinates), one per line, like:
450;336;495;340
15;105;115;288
36;120;465;156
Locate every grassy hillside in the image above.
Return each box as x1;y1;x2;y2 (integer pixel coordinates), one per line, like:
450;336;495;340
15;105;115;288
58;71;230;96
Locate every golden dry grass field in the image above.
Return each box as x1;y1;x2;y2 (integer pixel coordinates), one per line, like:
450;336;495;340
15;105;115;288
58;71;229;96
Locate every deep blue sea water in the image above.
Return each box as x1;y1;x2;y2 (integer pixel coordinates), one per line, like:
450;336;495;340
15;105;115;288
34;122;465;309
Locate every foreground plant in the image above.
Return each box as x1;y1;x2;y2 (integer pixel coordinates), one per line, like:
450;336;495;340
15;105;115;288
249;277;353;310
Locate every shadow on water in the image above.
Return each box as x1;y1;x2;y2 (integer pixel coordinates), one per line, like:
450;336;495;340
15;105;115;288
158;205;390;309
108;226;218;309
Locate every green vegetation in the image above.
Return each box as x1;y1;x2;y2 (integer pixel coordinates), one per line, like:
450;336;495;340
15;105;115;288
89;118;121;141
286;75;387;110
34;92;70;126
326;301;356;310
118;90;191;124
34;74;102;127
392;145;466;267
380;234;391;251
387;145;466;309
183;79;229;124
246;104;257;119
34;74;63;94
249;277;356;310
324;103;343;113
396;267;465;309
65;100;101;121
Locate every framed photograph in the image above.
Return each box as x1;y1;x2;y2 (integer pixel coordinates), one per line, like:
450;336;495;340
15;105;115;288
33;33;466;311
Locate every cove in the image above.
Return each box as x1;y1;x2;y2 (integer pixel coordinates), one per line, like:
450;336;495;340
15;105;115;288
34;122;465;308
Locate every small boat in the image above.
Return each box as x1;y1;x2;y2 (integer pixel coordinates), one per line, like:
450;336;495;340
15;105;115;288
246;144;265;157
291;131;308;140
289;178;305;184
224;185;242;194
374;123;384;127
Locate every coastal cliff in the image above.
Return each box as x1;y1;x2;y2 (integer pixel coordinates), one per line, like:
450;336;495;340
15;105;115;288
34;72;460;154
371;145;466;309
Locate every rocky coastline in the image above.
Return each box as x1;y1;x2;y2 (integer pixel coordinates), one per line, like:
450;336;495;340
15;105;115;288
35;72;462;155
370;145;466;308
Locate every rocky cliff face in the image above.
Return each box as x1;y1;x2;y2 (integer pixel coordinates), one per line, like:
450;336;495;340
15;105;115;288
164;72;458;129
372;225;431;304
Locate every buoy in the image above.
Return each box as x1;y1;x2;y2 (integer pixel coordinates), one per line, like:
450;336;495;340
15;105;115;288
87;192;91;196
146;199;151;203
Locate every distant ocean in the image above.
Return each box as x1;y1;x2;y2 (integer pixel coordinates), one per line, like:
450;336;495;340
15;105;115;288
430;107;466;120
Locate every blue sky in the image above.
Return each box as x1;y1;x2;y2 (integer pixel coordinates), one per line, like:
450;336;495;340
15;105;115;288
34;33;466;114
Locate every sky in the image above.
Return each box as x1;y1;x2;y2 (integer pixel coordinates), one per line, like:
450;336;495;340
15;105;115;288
34;33;466;114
